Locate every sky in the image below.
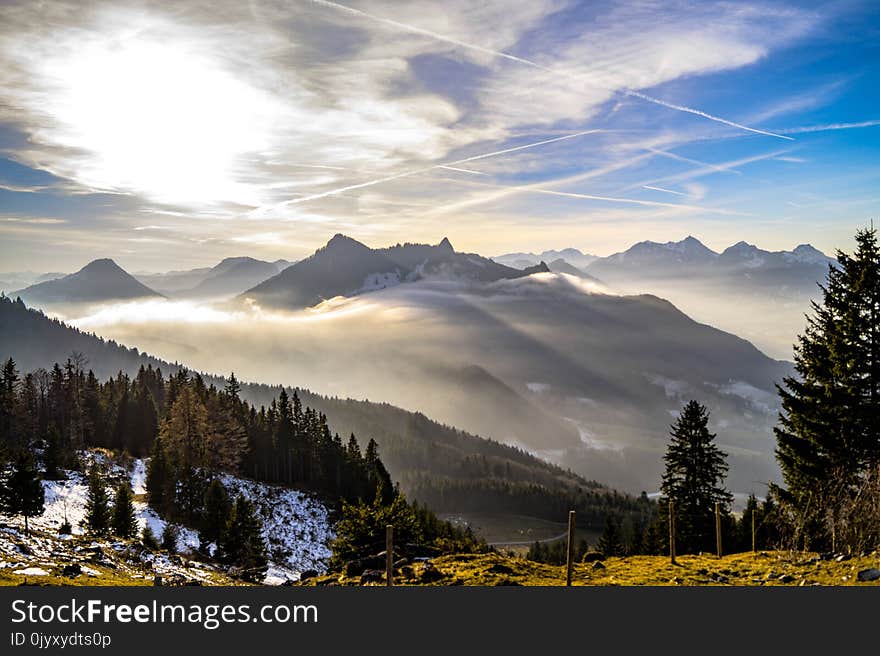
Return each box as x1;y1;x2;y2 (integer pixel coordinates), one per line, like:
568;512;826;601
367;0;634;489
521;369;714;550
0;0;879;273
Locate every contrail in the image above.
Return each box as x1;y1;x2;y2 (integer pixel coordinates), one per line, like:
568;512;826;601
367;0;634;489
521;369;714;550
645;147;743;175
435;175;747;215
777;119;880;134
308;0;791;141
257;130;599;210
438;165;488;175
642;185;687;197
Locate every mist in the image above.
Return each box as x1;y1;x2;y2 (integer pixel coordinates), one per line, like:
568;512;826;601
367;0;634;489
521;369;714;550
53;272;791;494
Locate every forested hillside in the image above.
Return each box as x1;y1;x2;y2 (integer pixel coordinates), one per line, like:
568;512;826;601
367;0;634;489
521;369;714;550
0;294;644;529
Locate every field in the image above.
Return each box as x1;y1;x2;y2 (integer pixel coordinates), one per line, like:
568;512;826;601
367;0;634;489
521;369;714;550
307;551;880;587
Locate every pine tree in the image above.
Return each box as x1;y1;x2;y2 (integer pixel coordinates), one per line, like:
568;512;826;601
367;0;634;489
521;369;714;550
219;494;267;582
42;425;64;480
161;523;180;552
597;514;623;556
775;227;880;549
146;434;173;514
111;481;137;539
141;524;159;551
661;400;733;554
0;452;45;535
84;464;111;536
200;479;231;547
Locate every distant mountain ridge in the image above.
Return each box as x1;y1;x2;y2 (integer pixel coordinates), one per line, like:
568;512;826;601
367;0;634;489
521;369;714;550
136;257;292;298
13;259;162;306
241;234;549;309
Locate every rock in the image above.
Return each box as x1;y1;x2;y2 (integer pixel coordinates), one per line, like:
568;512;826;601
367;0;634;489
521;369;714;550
280;579;296;587
777;574;795;583
183;580;202;586
153;576;163;586
360;569;385;584
299;569;319;581
14;542;33;556
494;578;522;586
592;561;606;571
583;552;605;563
856;568;880;582
834;554;850;562
419;562;444;583
487;563;513;575
61;564;82;578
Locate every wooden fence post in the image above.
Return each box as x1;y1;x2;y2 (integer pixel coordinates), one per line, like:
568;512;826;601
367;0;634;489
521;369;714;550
669;499;677;565
565;510;576;586
715;502;722;559
386;524;393;587
751;508;756;553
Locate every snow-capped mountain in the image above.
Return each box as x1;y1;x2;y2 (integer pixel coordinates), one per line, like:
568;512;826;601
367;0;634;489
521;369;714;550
241;235;548;309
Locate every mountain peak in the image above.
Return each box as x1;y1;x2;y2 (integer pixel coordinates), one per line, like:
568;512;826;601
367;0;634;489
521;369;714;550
80;258;125;274
323;233;369;252
438;237;454;252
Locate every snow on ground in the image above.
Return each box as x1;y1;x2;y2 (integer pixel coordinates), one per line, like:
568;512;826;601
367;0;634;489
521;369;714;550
14;567;50;576
11;453;333;584
219;473;333;578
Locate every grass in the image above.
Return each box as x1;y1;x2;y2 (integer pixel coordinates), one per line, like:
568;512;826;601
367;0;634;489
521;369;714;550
306;550;880;586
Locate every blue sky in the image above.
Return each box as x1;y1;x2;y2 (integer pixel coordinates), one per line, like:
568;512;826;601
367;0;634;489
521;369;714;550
0;0;878;272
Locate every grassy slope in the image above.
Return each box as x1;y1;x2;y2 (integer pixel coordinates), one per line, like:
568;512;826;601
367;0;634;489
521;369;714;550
307;551;880;587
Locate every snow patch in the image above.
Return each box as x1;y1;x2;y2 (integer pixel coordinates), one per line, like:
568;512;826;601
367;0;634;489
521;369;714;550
14;567;50;576
357;271;401;293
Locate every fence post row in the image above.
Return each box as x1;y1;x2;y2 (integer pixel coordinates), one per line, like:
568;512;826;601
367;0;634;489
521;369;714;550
669;499;677;565
715;502;722;559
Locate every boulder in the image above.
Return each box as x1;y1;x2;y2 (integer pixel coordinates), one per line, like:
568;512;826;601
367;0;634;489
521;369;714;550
360;569;385;584
61;564;82;577
299;569;319;581
592;561;606;571
856;568;880;582
583;552;605;563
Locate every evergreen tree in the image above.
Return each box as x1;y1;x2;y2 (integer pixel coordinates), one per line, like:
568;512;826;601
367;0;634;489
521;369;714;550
219;494;267;582
597;514;623;556
84;464;111;536
161;523;180;552
146;434;173;514
775;227;880;549
200;479;231;547
661;400;733;554
42;425;65;480
0;452;45;535
111;481;137;539
141;524;159;551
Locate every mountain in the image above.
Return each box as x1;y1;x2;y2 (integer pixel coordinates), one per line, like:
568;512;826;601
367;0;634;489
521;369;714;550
0;294;630;529
583;236;835;358
0;271;66;293
494;247;598;270
547;258;604;284
241;235;548;309
184;257;282;298
12;259;162;306
136;257;293;298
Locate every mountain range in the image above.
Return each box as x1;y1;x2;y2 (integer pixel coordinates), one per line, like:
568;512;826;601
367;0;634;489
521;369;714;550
497;236;835;358
240;234;548;309
12;259;163;306
135;256;293;298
